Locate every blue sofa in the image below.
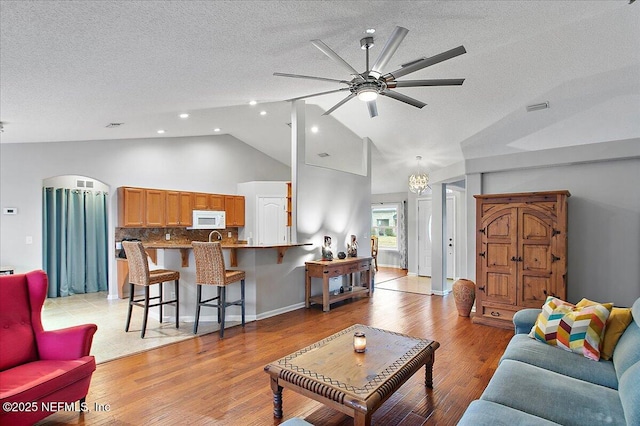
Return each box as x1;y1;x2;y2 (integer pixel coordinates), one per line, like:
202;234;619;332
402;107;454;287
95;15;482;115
459;298;640;425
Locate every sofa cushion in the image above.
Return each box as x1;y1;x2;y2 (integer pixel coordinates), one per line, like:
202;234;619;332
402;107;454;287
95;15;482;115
612;298;640;381
481;360;626;426
501;334;618;389
0;357;96;402
458;400;561;425
529;296;611;361
576;298;633;360
618;361;640;426
0;275;38;371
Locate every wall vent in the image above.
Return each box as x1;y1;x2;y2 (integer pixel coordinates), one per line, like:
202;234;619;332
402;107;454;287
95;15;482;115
76;180;85;187
85;181;94;188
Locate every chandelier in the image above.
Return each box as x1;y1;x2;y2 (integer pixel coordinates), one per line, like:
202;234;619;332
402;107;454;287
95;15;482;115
408;156;429;195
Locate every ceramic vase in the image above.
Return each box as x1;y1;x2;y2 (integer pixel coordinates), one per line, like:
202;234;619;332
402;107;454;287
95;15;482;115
453;279;476;317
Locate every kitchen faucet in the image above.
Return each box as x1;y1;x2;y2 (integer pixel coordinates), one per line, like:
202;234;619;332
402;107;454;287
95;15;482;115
208;230;223;242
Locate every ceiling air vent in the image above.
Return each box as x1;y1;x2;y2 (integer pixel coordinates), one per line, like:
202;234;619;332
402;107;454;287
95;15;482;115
106;123;124;128
317;152;330;158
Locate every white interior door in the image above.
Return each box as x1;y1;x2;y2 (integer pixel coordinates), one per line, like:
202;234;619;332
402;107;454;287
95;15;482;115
417;198;432;276
446;196;456;279
257;197;287;245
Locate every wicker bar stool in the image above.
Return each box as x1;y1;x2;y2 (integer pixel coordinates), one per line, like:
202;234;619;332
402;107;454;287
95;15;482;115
122;241;180;338
192;241;245;338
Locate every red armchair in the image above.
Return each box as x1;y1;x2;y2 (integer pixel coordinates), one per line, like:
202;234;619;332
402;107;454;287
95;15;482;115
0;270;97;426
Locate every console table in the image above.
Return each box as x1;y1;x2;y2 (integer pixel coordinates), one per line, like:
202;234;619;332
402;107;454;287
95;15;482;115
305;257;373;312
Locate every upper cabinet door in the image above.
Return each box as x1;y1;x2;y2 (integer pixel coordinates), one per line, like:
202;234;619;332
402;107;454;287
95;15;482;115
118;187;145;227
145;189;166;227
166;191;193;226
209;194;225;211
225;195;245;227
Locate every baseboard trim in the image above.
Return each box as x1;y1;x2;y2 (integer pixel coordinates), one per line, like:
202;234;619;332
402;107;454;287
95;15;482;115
431;289;452;296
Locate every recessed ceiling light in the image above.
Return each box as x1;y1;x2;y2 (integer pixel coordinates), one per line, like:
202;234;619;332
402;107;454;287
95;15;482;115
310;126;319;133
365;28;375;34
179;113;189;119
157;129;165;134
260;111;267;116
249;100;257;106
214;128;221;132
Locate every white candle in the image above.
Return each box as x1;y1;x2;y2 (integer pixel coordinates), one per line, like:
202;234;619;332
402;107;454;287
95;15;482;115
353;332;366;353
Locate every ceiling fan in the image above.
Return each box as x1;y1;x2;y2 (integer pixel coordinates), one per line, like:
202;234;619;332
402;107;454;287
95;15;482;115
274;26;466;118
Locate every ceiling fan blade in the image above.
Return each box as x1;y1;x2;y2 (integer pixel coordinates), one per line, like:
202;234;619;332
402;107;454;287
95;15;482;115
367;100;378;118
286;87;351;102
381;90;427;109
383;45;467;81
322;93;357;115
311;39;362;79
371;26;409;74
274;72;350;84
387;78;465;88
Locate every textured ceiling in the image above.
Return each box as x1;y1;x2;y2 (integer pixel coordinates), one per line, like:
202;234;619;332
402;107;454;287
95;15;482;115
1;1;638;193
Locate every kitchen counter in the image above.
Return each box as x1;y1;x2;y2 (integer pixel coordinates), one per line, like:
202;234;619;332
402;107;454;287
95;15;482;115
141;242;313;267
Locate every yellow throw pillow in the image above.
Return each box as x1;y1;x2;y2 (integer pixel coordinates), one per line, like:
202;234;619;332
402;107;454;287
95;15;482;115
576;298;633;360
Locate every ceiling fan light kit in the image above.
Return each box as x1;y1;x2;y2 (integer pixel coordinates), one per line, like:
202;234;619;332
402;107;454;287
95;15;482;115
275;26;466;118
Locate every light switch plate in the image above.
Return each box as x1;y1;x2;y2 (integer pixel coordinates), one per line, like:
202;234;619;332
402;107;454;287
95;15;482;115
165;233;171;240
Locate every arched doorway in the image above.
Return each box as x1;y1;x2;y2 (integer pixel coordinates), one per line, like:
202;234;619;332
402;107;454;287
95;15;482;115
42;175;109;297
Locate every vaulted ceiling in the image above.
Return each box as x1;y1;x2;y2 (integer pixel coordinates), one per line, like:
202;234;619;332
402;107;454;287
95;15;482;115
1;1;638;193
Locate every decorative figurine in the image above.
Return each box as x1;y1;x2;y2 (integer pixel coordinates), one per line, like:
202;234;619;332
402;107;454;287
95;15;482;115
347;234;358;257
322;235;333;261
337;251;346;259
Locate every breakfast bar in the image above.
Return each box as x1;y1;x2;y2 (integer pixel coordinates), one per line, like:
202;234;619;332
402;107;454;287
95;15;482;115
141;242;312;267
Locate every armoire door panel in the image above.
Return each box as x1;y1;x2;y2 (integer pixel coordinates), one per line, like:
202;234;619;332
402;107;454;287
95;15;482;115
485;214;513;238
486;243;513;268
521;213;552;241
520;275;551;307
521;245;551;272
485;273;515;304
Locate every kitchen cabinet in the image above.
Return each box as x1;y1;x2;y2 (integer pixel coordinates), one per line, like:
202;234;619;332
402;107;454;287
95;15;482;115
473;191;569;329
118;187;145;227
225;195;245;227
166;191;193;227
209;194;225;211
193;192;225;211
145;189;166;227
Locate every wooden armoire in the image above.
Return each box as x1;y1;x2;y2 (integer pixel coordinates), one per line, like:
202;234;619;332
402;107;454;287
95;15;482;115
472;190;570;329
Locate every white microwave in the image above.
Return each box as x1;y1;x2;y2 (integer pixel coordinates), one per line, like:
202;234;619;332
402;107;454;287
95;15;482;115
191;210;226;229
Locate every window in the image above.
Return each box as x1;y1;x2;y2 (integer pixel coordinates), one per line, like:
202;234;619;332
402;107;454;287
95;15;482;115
371;203;398;250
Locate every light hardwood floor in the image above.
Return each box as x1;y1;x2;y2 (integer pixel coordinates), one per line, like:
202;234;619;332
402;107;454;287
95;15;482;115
38;285;512;426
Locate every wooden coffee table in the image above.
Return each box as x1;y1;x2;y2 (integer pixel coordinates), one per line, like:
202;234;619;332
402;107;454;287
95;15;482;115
264;324;440;426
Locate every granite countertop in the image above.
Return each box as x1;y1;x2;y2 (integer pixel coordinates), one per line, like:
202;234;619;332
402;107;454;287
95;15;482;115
142;242;312;249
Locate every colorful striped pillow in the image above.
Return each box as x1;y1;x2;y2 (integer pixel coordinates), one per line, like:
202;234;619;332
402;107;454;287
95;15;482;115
529;296;612;361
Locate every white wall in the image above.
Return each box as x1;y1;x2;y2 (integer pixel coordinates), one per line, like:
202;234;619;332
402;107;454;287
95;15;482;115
0;134;290;291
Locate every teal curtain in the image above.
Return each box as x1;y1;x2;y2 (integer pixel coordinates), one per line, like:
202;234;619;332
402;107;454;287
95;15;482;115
43;188;109;297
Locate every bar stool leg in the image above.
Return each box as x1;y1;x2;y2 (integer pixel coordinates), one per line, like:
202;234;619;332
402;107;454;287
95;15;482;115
241;279;246;328
141;286;150;338
194;285;202;334
125;283;134;332
158;283;163;324
217;286;222;324
219;286;226;338
175;279;179;329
